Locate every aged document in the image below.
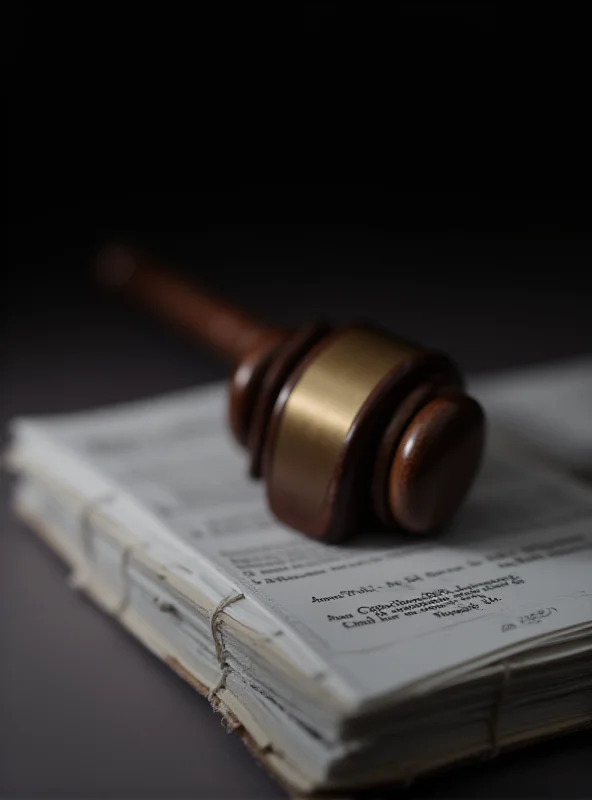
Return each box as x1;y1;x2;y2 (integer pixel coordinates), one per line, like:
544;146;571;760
9;380;592;708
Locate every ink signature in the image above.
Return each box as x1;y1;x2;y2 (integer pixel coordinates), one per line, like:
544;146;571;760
501;607;557;632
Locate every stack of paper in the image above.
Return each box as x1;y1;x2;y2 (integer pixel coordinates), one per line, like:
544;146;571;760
5;360;592;794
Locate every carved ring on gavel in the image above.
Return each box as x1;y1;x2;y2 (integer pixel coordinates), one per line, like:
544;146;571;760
97;245;486;543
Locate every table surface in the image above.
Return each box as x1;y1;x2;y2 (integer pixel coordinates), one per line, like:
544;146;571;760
2;228;592;798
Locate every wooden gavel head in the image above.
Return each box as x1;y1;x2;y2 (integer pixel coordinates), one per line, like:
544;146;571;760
98;245;486;543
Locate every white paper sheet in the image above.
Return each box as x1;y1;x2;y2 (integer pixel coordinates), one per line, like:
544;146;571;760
472;357;592;474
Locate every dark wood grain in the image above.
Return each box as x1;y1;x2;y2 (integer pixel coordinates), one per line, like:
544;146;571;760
388;391;486;533
228;332;288;446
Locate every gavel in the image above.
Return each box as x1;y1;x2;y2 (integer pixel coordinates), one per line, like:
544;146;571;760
97;244;486;543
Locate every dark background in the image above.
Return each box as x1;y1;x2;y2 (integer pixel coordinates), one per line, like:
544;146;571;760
2;4;592;799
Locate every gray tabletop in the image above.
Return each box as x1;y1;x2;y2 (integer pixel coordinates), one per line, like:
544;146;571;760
2;228;592;798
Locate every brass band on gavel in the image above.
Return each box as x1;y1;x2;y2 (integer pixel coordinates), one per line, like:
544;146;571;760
98;244;486;543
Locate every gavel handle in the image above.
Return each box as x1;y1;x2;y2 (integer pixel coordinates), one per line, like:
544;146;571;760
96;245;286;364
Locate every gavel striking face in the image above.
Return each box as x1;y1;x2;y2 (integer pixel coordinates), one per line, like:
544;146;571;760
98;246;486;543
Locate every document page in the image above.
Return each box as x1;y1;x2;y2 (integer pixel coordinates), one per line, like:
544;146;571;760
472;357;592;476
10;380;592;704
